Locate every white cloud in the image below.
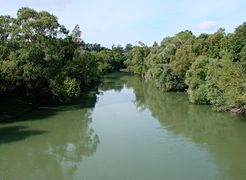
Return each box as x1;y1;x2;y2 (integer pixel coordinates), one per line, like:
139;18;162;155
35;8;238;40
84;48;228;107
194;20;218;31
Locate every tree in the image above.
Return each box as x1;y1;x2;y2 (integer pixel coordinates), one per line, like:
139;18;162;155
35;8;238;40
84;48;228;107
124;44;150;77
206;28;225;59
124;43;133;54
0;8;101;101
206;55;246;111
227;22;246;62
171;40;196;80
158;64;182;91
192;33;209;56
50;76;81;101
70;24;82;43
185;56;211;104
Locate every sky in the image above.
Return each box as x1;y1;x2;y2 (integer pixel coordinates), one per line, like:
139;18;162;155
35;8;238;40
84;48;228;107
0;0;245;47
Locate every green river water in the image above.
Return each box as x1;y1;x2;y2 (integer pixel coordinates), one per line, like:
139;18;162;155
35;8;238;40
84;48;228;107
0;73;246;180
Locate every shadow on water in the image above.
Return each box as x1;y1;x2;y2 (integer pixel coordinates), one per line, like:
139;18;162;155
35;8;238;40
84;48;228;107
0;89;99;124
0;89;100;179
0;125;47;144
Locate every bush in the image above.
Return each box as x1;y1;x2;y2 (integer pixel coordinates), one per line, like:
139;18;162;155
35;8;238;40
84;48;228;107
50;76;81;101
158;64;183;91
206;57;246;111
185;56;211;104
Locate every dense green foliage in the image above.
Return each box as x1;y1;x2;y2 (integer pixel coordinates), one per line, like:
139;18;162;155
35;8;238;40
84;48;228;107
185;56;211;104
124;43;149;77
0;8;126;102
1;7;245;114
125;23;246;113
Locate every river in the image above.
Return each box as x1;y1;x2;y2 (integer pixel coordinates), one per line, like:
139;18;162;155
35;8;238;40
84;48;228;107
0;73;246;180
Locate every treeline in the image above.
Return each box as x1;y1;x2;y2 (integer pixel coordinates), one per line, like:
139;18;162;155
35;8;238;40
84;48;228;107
0;8;128;102
1;8;246;113
125;23;246;113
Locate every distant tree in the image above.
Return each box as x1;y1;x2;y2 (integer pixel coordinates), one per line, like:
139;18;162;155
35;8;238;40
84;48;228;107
70;24;82;43
124;44;150;77
124;43;133;54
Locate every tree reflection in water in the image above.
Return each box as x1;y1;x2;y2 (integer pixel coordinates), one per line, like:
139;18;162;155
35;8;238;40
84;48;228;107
122;74;246;180
0;91;100;180
1;73;246;180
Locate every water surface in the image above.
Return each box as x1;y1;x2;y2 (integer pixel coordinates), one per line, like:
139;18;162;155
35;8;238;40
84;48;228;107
0;73;246;180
